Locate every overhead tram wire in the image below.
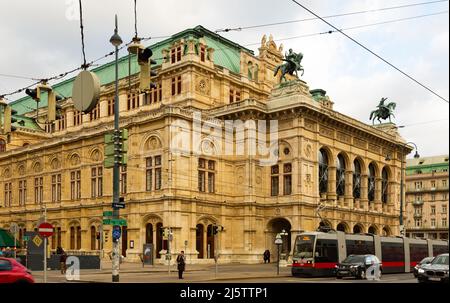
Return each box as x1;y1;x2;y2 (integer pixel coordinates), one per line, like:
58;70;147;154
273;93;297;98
215;0;449;33
290;0;449;104
78;0;88;69
2;9;447;99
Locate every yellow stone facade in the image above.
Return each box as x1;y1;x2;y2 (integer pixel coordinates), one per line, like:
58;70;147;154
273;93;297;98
0;27;412;263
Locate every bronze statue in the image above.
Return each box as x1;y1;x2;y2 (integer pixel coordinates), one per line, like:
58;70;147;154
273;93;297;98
274;49;304;82
369;97;397;124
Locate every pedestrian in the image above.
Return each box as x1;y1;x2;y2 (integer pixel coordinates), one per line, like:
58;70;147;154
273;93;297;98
176;251;186;280
263;250;271;264
4;247;11;258
59;248;67;275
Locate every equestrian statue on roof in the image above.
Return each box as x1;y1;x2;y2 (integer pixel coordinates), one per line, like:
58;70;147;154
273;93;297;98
274;49;304;83
370;97;397;124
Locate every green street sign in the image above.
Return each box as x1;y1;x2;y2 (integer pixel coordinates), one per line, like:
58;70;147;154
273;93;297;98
103;211;113;217
23;236;30;241
102;219;127;226
104;155;128;169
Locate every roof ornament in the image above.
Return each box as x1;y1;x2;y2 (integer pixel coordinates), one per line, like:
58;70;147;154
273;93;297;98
274;49;304;83
369;97;397;125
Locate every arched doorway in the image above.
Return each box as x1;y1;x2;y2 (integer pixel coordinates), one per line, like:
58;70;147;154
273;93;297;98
145;223;153;244
382;226;391;236
121;226;128;257
267;218;292;261
156;222;166;258
90;226;97;250
206;224;215;259
353;224;363;234
196;224;204;259
336;222;348;233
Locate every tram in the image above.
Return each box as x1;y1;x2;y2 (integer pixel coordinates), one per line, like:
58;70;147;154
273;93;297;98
291;229;449;277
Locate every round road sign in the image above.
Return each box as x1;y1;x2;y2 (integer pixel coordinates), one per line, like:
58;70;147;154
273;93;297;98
38;222;54;238
72;70;101;113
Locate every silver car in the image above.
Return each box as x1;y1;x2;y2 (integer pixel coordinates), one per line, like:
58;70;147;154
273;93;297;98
417;253;449;283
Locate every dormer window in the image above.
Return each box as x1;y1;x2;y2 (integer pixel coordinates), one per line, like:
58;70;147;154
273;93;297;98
200;45;206;62
171;46;182;64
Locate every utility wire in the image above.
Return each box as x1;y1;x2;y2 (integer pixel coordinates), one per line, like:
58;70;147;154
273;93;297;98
291;0;449;104
134;0;138;38
216;0;449;32
79;0;88;69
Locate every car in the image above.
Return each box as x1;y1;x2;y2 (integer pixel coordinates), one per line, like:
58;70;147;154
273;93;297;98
0;257;35;284
413;257;434;278
335;254;382;280
417;253;449;283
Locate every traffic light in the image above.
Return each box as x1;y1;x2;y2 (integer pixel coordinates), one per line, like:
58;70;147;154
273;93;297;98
213;226;218;235
128;38;158;92
104;231;109;243
3;106;18;134
104;129;128;169
47;91;63;122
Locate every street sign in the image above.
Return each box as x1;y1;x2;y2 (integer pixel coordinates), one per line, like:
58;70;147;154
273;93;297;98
38;222;54;238
103;211;113;217
9;223;19;234
112;226;121;240
112;202;125;209
103;219;127;226
23;236;30;242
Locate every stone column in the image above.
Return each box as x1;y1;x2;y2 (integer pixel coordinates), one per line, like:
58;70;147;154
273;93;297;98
345;171;353;208
119;90;128;113
375;178;383;212
327;166;337;204
66;109;74;128
99;97;108;118
360;174;368;210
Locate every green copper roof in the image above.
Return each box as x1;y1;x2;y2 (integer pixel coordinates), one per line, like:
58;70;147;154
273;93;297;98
9;25;249;117
406;155;449;175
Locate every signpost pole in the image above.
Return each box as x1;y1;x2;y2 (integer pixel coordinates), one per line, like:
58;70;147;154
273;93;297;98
44;206;47;284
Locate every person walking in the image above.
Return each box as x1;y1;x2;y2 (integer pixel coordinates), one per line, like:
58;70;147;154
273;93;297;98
263;250;271;264
58;247;67;275
176;251;186;280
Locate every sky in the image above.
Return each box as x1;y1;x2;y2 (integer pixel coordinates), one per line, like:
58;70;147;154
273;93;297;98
0;0;448;158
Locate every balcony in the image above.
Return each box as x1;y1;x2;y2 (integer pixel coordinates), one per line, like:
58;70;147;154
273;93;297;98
414;213;423;219
413;200;424;206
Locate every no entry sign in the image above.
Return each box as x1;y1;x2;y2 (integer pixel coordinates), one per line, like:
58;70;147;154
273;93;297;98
38;222;54;238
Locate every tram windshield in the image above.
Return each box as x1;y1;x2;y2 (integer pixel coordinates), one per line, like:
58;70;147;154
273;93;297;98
293;235;315;258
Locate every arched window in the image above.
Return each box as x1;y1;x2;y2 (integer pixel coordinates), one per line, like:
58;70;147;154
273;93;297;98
76;226;82;250
145;223;153;244
336;223;348;233
0;139;6;152
368;163;376;202
353;224;363;234
353;159;362;199
319;149;329;194
70;226;75;250
336;154;346;197
382;167;389;204
254;64;259;82
247;62;253;80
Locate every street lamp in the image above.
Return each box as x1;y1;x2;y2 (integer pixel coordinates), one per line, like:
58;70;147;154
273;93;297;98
109;14;122;283
391;142;420;236
274;234;283;276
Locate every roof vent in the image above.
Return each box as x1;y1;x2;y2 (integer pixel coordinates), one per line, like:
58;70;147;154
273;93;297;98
310;89;327;99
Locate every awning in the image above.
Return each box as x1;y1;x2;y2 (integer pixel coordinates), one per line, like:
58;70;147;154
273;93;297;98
0;228;20;248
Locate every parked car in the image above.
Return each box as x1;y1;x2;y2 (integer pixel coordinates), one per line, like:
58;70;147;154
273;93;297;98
413;257;434;278
417;253;449;283
0;257;34;284
335;254;382;280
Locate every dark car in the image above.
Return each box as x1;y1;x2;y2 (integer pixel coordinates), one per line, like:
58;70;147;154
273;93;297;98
0;257;35;284
417;253;449;283
335;254;382;280
413;257;434;278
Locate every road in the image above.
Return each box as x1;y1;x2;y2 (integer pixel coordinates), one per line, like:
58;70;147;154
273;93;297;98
31;263;419;283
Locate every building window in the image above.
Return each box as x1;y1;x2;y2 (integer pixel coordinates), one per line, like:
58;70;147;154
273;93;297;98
107;98;115;116
52;174;62;202
127;93;140;110
91;166;103;198
90;103;100;120
353;160;362;199
58;112;66;130
381;167;389;204
431;205;436;215
4;183;12;207
198;159;215;193
336;155;346;197
73;110;82;126
200;45;206;62
432;194;436;201
283;163;292;195
443;205;448;214
442;218;448;227
415;181;423;189
270;165;279;196
431;180;436;188
18;180;27;206
229;89;241;103
443;180;448;188
34;177;43;204
146;156;162;191
120;165;127;194
415;219;422;227
171;76;182;96
443;193;448;200
70;170;81;200
368;163;376;202
319;149;329;195
145;82;162;104
0;139;6;152
171;46;182;64
431;219;436;227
